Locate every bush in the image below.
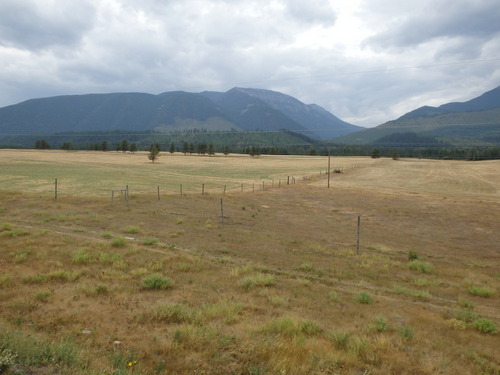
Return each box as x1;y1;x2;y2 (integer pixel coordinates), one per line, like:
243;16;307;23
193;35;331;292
142;274;173;290
238;274;275;290
472;318;497;334
468;286;494;298
368;316;389;332
408;250;419;261
408;260;434;274
111;236;127;248
328;330;351;350
71;249;91;264
355;292;374;304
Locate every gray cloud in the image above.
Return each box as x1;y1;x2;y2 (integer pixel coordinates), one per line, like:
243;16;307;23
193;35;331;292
365;0;500;51
0;0;499;128
0;0;95;50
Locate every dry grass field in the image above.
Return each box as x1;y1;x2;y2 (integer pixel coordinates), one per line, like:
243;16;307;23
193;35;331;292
0;150;499;375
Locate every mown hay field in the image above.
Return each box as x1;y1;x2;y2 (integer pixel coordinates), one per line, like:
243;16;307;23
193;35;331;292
0;149;375;196
0;150;499;375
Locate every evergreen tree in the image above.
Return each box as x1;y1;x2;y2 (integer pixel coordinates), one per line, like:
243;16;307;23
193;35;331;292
169;142;176;154
119;140;129;153
148;144;160;163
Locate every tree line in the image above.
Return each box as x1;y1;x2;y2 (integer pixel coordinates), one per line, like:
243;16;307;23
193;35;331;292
33;137;500;161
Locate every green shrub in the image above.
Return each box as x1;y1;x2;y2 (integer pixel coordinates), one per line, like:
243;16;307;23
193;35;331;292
472;318;497;334
111;236;127;248
397;325;414;340
35;291;51;302
100;231;113;239
451;308;478;323
71;249;91;264
262;317;322;338
123;226;141;234
141;274;173;290
355;292;374;304
238;273;275;290
368;316;389;332
153;303;199;324
408;260;434;274
468;286;494;298
95;285;109;295
328;330;351;350
142;237;159;246
408;250;419;261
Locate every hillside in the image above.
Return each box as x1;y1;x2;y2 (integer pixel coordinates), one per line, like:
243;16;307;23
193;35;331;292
217;87;362;139
0;88;360;144
334;86;500;145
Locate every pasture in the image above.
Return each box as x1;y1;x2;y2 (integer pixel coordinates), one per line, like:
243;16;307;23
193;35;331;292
0;150;499;375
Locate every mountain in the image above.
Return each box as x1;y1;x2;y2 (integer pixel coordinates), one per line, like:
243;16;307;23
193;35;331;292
334;86;500;145
0;88;360;142
212;87;362;139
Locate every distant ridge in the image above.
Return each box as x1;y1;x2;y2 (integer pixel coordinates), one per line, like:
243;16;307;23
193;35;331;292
333;85;500;145
0;88;362;141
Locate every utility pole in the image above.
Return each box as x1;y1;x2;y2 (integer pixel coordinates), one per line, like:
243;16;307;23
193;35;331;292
327;151;331;188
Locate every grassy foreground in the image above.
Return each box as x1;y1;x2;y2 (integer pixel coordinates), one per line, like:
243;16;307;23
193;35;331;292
0;151;499;375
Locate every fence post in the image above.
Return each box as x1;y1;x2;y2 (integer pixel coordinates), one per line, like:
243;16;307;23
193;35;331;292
157;185;160;201
180;184;183;197
54;178;58;200
357;216;361;254
220;198;224;225
202;184;205;195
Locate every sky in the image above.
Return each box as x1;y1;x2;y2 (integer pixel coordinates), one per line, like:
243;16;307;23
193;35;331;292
0;0;499;128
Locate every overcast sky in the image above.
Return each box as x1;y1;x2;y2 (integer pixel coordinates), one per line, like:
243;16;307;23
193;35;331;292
1;0;499;127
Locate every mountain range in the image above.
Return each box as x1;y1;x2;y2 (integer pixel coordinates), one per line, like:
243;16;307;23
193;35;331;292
0;85;499;149
0;87;362;141
335;86;500;145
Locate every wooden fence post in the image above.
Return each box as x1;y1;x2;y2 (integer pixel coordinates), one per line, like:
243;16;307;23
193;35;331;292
54;178;58;200
220;198;224;225
357;215;361;254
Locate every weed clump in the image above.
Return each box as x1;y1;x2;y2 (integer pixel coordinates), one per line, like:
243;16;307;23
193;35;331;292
355;292;374;304
472;318;497;334
468;285;494;298
408;250;419;261
408;260;434;274
238;273;275;290
141;274;173;290
71;249;92;264
262;317;322;338
111;236;127;248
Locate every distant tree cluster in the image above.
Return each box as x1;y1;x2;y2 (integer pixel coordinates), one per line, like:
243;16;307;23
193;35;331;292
35;140;51;149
